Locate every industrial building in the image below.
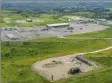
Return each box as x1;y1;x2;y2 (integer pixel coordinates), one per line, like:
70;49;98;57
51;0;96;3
5;34;19;40
46;23;70;28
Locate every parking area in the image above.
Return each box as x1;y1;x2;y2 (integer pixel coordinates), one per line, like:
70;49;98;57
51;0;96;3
1;22;108;41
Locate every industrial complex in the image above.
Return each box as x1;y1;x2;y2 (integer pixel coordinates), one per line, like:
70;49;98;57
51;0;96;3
1;20;108;41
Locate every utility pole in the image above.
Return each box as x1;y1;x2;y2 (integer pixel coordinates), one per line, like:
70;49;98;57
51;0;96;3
97;21;99;28
51;74;53;81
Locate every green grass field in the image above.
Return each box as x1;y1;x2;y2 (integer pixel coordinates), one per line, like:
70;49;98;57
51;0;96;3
107;8;112;12
1;9;112;83
0;10;70;27
1;39;112;83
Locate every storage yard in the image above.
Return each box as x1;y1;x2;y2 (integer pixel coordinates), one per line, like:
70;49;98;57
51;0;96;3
32;54;97;82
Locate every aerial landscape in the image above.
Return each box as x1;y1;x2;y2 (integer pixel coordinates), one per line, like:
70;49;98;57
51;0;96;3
1;0;112;83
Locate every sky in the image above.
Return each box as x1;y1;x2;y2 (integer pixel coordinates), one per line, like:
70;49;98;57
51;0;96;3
2;0;112;1
1;0;112;4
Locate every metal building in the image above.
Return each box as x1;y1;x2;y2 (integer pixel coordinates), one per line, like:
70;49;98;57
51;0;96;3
5;34;19;40
46;23;70;28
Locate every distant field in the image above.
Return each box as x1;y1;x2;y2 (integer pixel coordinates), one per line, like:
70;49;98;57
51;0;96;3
108;8;112;11
0;10;70;27
1;39;112;83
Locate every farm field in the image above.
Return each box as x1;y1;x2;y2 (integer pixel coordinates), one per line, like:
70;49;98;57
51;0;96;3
1;39;112;83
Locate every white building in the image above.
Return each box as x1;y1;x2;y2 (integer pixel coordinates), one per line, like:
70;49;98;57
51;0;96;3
5;34;19;40
46;23;70;28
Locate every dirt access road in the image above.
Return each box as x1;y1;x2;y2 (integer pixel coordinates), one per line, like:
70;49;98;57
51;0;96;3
31;46;112;81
